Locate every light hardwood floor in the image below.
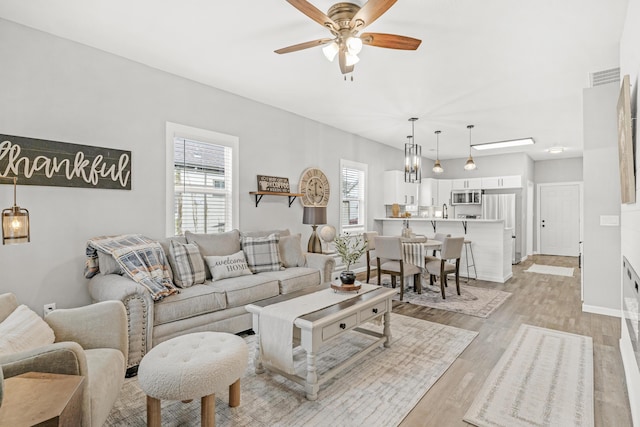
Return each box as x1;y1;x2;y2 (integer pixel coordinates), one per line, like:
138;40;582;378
358;255;633;427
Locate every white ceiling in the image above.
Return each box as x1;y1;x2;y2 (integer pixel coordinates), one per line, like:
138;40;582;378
0;0;630;161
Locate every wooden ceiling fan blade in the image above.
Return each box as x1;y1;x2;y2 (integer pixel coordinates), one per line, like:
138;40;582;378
286;0;339;31
275;38;333;54
350;0;398;30
360;32;422;50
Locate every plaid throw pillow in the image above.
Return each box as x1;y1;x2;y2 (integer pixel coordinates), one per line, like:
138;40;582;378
169;240;206;288
241;233;284;273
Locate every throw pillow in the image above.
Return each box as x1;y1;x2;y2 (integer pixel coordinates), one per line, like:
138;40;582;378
278;234;306;268
0;304;56;355
169;240;206;288
204;250;253;281
241;229;291;238
241;233;284;273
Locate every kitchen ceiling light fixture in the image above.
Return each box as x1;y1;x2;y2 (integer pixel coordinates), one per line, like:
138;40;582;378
2;176;30;245
405;117;421;183
464;124;477;171
547;146;565;154
433;130;444;174
472;137;535;151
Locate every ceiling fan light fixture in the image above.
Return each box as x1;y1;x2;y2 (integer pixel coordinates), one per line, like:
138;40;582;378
345;51;360;66
322;41;339;62
345;36;363;55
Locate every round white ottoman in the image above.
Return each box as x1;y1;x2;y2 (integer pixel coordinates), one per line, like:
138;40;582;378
138;332;248;427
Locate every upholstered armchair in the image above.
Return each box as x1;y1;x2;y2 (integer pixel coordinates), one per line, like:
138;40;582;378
0;293;128;427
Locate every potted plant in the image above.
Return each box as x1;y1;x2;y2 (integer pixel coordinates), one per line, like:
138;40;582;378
334;232;367;284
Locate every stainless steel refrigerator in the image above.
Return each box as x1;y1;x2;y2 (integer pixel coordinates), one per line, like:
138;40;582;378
482;193;518;264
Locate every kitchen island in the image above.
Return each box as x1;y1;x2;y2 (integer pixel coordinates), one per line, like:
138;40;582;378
373;218;512;283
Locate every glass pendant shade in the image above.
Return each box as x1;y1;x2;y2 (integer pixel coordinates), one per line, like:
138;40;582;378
433;130;444;174
345;37;363;55
404;118;421;183
2;177;30;245
464;124;477;171
345;51;360;66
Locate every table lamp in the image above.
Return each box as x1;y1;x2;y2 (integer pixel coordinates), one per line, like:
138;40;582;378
302;206;327;253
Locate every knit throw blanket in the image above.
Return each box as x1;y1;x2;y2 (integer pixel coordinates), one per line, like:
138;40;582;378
85;234;178;301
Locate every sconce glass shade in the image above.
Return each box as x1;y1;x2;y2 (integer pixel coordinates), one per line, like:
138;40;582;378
2;206;30;245
2;176;30;245
322;41;339;62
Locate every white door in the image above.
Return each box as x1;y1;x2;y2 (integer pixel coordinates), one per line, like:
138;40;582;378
539;184;580;256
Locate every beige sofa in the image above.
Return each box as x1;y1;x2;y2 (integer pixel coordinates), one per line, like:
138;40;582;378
0;293;127;427
88;229;335;373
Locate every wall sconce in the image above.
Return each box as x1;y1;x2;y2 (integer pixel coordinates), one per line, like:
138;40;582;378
404;117;421;183
2;176;30;245
303;206;327;253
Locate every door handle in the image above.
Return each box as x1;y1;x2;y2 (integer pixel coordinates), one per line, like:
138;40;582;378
339;323;346;329
372;308;379;314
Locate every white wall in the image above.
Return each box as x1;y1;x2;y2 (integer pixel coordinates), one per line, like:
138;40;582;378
582;82;621;314
619;0;640;423
0;19;402;312
534;158;583;183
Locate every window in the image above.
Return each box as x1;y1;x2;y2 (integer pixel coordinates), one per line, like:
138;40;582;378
340;159;367;234
166;123;238;237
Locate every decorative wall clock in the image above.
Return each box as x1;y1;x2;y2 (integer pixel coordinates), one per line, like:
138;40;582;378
299;167;330;206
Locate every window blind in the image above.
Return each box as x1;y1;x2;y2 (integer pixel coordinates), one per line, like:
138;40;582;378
341;166;365;231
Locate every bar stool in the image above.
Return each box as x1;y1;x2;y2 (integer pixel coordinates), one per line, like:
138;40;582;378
463;240;477;282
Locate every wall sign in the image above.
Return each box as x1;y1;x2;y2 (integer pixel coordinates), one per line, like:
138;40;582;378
0;134;131;190
257;175;290;193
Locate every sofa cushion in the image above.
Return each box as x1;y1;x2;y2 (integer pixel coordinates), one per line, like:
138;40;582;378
279;234;306;268
241;233;284;273
154;284;227;326
0;304;56;355
204;250;253;281
185;230;241;279
260;267;321;294
241;229;291;238
209;275;279;308
169;240;206;288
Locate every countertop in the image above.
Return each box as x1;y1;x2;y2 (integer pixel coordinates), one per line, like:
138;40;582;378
374;217;503;223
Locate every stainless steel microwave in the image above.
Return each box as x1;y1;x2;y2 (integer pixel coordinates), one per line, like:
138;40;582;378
451;189;482;205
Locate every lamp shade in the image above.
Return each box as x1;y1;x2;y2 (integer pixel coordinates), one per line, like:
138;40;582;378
303;206;327;225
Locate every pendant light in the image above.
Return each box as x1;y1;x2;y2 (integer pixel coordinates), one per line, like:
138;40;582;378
2;176;30;245
404;117;421;183
464;124;477;171
433;130;444;174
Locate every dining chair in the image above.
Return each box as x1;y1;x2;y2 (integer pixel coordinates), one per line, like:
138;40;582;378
432;232;451;256
375;236;421;301
425;236;465;299
363;231;379;283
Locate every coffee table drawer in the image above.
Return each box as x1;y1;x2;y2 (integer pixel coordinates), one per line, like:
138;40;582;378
322;313;358;341
360;301;387;323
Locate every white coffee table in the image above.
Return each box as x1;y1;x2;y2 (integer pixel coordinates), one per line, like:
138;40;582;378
246;284;395;400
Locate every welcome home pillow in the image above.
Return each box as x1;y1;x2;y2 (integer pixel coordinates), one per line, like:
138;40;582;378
241;233;284;273
204;250;253;281
169;240;206;288
0;304;55;355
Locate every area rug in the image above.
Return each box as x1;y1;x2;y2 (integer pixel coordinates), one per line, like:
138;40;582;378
369;275;511;318
106;313;477;426
463;324;594;427
524;263;574;277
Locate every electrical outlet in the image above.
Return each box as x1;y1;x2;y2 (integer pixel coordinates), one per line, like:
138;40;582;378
43;303;56;315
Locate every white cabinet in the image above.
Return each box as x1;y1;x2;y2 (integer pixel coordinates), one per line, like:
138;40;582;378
452;178;482;190
437;179;452;206
481;175;522;189
420;178;438;206
383;171;418;205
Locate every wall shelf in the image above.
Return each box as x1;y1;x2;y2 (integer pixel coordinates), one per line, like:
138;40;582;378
249;191;304;207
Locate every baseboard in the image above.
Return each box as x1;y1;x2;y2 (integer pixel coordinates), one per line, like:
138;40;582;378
581;304;621;318
620;332;640;427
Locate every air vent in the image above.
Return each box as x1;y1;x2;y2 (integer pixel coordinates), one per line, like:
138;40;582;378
589;67;620;87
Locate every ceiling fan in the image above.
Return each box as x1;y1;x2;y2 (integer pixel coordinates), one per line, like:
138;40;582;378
275;0;422;75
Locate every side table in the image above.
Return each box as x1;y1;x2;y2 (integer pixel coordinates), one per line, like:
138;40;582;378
0;372;84;426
